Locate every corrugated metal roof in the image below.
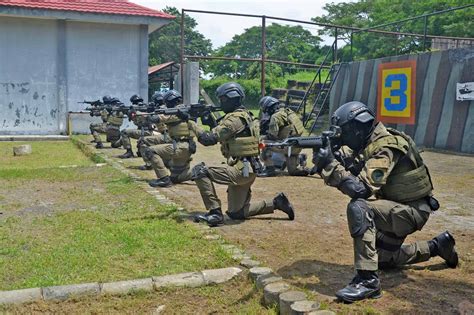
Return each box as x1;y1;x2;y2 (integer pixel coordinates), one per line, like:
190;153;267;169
0;0;174;19
148;61;176;75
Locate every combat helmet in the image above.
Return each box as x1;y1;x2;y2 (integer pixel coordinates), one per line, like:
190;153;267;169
163;90;182;108
331;101;375;152
259;96;280;115
130;94;143;105
215;82;245;113
151;91;164;106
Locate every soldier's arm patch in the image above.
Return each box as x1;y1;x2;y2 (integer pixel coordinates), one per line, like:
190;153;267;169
371;169;385;183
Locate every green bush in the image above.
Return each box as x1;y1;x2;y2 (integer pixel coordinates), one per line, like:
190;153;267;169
200;70;329;108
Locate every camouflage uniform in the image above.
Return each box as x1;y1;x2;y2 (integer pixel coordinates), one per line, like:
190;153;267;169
261;107;307;175
121;114;154;151
144;112;202;183
195;109;275;219
321;122;434;270
105;111;124;146
90;109;109;143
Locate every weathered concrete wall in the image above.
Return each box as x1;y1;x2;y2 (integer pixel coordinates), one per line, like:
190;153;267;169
0;17;59;134
329;47;474;154
0;16;149;135
176;62;200;105
66;21;147;133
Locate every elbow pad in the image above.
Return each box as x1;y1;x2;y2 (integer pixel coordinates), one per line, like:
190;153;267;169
338;175;371;199
198;132;218;146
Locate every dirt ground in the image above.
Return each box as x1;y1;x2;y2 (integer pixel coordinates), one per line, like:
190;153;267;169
92;140;473;314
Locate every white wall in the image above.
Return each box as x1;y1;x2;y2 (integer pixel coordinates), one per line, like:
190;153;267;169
0;17;59;134
0;16;149;134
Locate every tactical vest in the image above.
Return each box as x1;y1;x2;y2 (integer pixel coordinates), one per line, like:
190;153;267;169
167;121;191;139
133;115;148;129
107;112;124;127
222;110;260;158
286;108;305;136
363;128;433;203
100;110;108;123
274;108;304;139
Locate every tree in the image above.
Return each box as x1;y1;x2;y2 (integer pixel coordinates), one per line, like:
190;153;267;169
312;0;474;60
148;7;212;69
207;23;323;78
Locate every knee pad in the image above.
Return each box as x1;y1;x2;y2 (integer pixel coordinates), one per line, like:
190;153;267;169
346;199;374;238
191;162;208;180
143;147;154;160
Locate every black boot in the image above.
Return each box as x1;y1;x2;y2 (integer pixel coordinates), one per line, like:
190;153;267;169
136;149;142;158
428;231;458;268
194;208;224;227
118;149;134;159
257;166;277;177
138;164;152;171
273;193;295;220
95;142;104;149
290;168;310;176
336;270;382;303
149;176;172;188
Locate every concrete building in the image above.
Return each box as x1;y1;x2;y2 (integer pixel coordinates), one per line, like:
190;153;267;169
0;0;173;135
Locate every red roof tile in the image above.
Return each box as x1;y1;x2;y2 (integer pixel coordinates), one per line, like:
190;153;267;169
0;0;175;19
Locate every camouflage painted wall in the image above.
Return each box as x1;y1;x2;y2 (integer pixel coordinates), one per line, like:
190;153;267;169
329;47;474;154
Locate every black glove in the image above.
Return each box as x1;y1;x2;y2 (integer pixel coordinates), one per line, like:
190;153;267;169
312;140;334;174
149;115;160;124
176;109;190;121
198;131;218;146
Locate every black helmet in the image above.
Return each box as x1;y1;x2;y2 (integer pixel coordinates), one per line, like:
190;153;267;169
216;82;245;113
259;96;280;114
102;95;113;104
151;91;164;106
163;89;182;108
331;101;375;152
130;94;143;105
109;97;121;105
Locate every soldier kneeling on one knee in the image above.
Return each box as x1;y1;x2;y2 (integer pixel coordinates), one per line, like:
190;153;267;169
312;101;458;303
257;95;309;177
192;82;296;227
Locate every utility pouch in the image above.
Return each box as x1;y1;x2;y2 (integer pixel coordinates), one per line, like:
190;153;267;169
189;140;197;154
242;158;250;178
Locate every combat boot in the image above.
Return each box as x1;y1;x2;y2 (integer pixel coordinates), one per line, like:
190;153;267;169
136;150;142;158
111;140;122;148
118;149;134;159
138;164;153;171
149;176;172;188
257;166;277;177
428;231;458;268
273;193;295;220
335;270;382;303
95;142;104;149
290;168;310;176
194;208;224;227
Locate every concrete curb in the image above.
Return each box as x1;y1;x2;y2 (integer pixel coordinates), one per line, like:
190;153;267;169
0;135;70;141
0;267;243;305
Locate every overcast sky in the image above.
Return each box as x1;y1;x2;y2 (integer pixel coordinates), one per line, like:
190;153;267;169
132;0;352;48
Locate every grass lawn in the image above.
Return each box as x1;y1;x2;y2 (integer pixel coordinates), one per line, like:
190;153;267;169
0;141;233;290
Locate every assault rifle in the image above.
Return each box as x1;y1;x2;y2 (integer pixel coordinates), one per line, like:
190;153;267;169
134;102;223;128
78;100;103;107
259;126;341;174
